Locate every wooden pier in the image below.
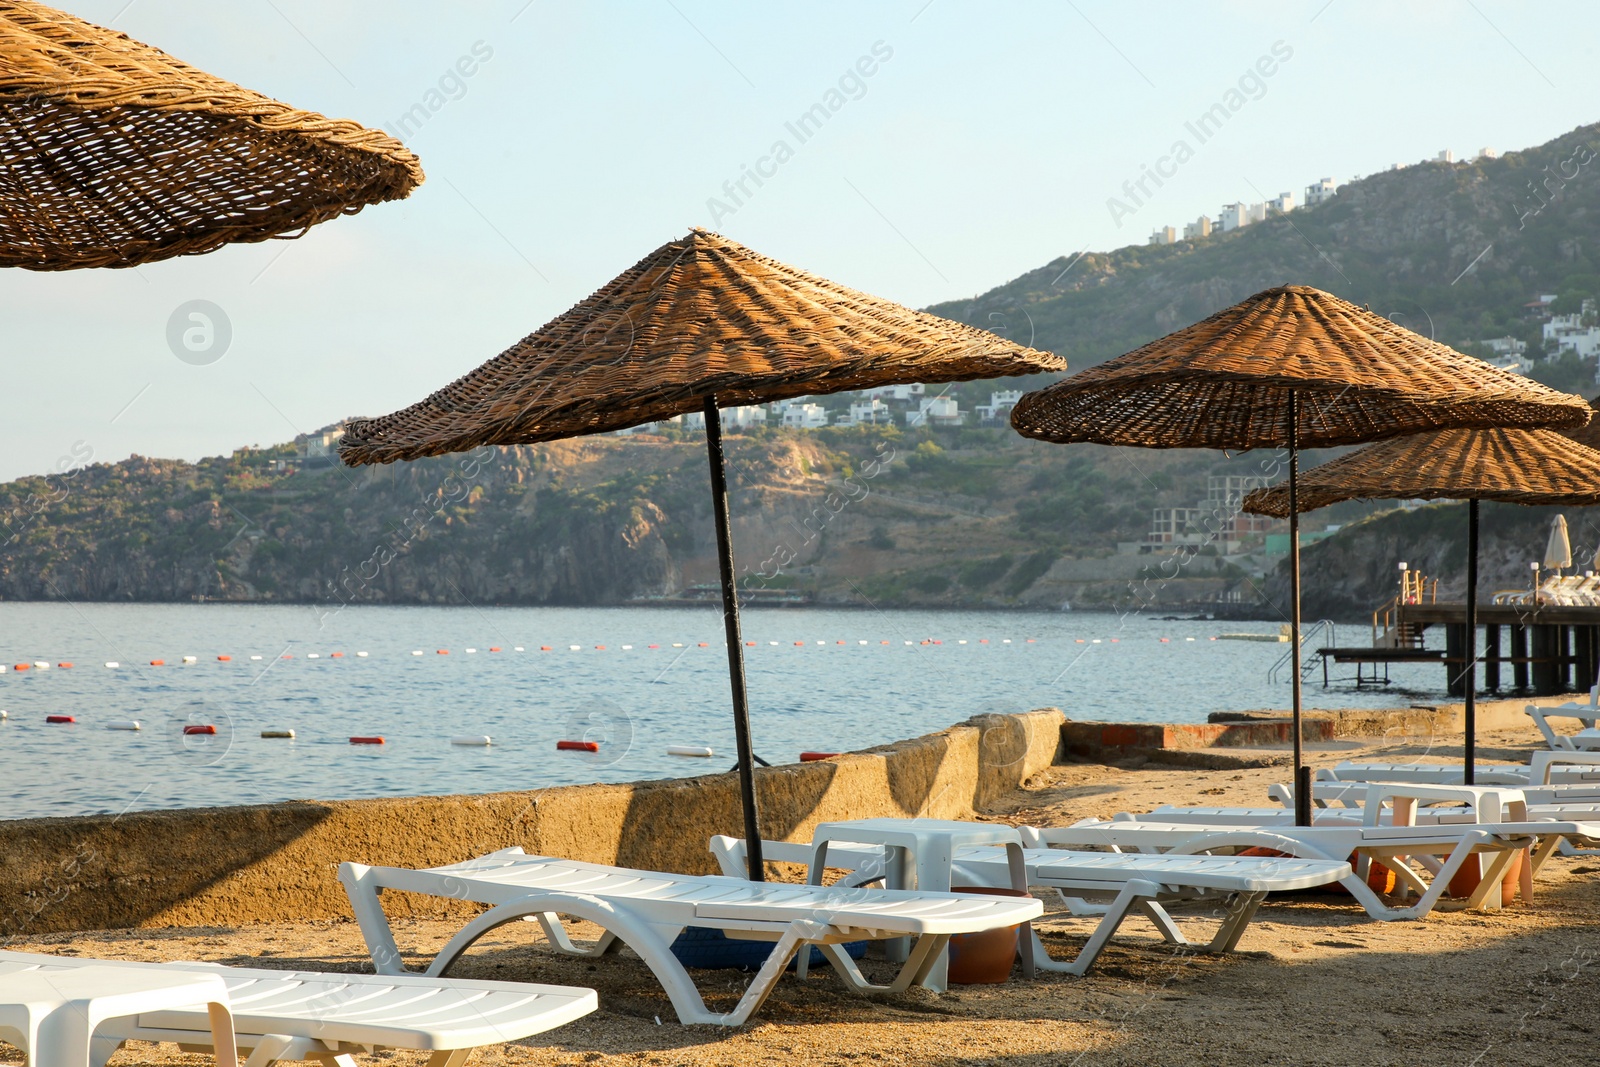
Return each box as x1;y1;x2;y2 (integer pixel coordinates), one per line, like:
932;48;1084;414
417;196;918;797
1394;602;1600;696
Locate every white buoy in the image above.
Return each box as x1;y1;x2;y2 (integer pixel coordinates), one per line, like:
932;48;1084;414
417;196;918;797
0;710;7;720
451;734;493;746
768;641;778;646
107;720;141;731
671;643;684;648
1002;639;1012;644
32;661;49;670
104;661;119;668
181;655;197;663
904;641;913;646
250;655;263;661
465;648;477;654
307;653;321;659
357;651;370;657
514;646;525;652
411;650;424;656
667;744;713;758
958;640;968;645
621;644;633;650
261;729;295;739
859;640;868;645
569;645;581;651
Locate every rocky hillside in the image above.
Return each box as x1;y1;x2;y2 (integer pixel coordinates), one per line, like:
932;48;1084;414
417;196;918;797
929;122;1600;377
0;425;1345;613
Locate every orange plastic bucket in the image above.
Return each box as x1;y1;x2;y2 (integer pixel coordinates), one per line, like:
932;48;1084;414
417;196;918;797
946;886;1027;984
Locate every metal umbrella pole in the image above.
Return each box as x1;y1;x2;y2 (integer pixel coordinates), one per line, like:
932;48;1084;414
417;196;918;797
703;397;765;879
1464;499;1480;785
1288;391;1311;826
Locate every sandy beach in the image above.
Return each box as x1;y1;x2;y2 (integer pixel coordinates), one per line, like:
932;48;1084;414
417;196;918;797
6;719;1596;1067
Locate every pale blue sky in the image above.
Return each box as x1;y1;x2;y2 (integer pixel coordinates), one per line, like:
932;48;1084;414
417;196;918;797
2;0;1596;480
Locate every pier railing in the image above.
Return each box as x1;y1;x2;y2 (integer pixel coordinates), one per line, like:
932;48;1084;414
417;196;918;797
1269;619;1334;684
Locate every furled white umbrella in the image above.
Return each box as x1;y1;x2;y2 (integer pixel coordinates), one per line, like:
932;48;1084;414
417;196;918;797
1545;514;1573;575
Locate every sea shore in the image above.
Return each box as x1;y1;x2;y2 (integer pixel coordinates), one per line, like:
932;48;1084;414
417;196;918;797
5;715;1597;1066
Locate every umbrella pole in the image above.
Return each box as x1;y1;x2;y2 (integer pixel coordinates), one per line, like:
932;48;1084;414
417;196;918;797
703;397;765;880
1289;392;1310;827
1464;499;1479;785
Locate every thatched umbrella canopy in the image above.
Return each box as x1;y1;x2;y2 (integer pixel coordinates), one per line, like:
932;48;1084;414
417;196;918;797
1011;285;1590;823
1563;394;1600;452
342;227;1065;874
1243;426;1600;782
1;0;423;270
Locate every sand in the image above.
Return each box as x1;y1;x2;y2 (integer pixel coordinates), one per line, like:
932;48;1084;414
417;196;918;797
6;722;1597;1067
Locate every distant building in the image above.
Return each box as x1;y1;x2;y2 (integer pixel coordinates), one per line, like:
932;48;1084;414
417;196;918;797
1477;147;1497;160
907;395;963;427
862;383;925;403
1525;293;1560;318
1304;177;1336;206
1545;301;1600;359
781;403;829;429
1218;202;1248;232
295;423;344;465
974;390;1024;424
1268;190;1296;214
1183;215;1213;240
1148;225;1176;246
1476;336;1527;357
847;398;892;425
1141;475;1278;553
721;404;767;430
1435;149;1455;164
1246;201;1268;224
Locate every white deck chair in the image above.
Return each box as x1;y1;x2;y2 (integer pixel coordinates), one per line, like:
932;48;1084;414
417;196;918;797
1021;817;1600;921
0;951;596;1067
708;835;1348;976
1323;752;1600;787
339;849;1040;1027
1525;702;1600;751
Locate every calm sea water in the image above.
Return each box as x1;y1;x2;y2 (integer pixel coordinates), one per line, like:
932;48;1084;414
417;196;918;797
0;603;1454;820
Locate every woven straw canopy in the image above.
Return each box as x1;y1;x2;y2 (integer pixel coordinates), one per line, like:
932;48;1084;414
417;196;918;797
1563;394;1600;452
1010;285;1590;450
1;0;424;270
340;228;1066;465
1241;427;1600;517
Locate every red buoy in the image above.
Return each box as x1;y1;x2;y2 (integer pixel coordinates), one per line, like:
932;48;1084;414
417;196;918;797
557;740;599;752
183;724;217;735
150;659;165;666
436;649;449;655
46;714;75;724
330;652;344;658
13;664;28;671
489;647;502;652
216;655;232;662
540;646;553;651
350;736;385;745
800;751;841;762
57;662;73;668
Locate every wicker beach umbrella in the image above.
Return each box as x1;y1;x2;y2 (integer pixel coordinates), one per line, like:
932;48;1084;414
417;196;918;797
1;0;423;270
1243;426;1600;781
1011;285;1590;823
340;228;1066;875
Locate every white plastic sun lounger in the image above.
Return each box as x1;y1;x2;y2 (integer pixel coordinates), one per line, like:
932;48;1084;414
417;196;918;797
339;849;1041;1026
1021;817;1600;921
1525;701;1600;751
708;835;1349;975
1322;751;1600;787
1268;780;1600;815
0;950;596;1067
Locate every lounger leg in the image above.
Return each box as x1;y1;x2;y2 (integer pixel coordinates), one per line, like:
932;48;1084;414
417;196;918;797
1207;892;1266;953
818;933;950;995
1030;878;1163;976
1133;900;1188;945
240;1035;298;1067
338;863;411;975
529;914;621;958
1463;847;1518;911
423;1049;474;1067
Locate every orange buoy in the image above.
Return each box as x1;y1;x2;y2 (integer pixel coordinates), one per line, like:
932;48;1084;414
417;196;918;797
746;641;756;646
46;714;75;724
437;649;449;655
800;751;841;762
595;645;606;650
331;652;344;658
648;644;659;649
350;736;385;745
697;642;709;647
149;659;164;666
540;646;553;651
217;655;232;662
182;724;217;735
12;664;27;671
489;647;502;652
557;740;599;752
57;662;72;668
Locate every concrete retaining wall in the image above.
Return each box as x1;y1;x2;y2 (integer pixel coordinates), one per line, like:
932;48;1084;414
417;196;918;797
0;709;1063;936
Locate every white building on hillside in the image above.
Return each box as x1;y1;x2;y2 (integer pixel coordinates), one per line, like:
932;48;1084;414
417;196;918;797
863;383;925;403
848;398;892;425
974;390;1024;424
781;403;829;429
1268;190;1295;214
1183;215;1212;240
1218;202;1247;231
1148;225;1176;246
720;404;767;429
907;395;963;427
1304;177;1336;206
1545;302;1600;360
